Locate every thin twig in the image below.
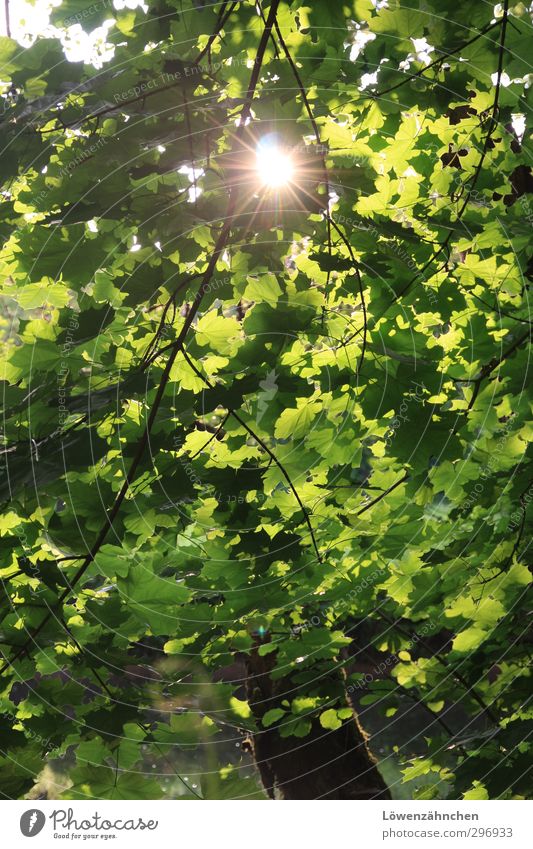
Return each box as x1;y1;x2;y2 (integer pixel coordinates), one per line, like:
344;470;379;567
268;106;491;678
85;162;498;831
392;1;510;305
355;472;409;517
195;1;238;66
371;20;501;99
178;345;323;564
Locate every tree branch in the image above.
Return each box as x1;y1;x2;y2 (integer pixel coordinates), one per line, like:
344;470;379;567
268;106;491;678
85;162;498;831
0;0;282;675
178;345;323;564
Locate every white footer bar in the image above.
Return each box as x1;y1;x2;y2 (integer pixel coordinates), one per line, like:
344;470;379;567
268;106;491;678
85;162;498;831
4;800;532;848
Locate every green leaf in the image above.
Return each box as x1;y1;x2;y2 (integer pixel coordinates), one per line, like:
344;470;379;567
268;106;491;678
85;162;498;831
195;312;242;355
118;564;190;635
452;627;487;653
274;398;321;439
262;708;286;727
244;273;282;307
319;709;342;731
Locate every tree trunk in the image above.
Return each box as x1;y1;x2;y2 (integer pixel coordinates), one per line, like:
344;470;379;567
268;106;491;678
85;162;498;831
245;642;390;800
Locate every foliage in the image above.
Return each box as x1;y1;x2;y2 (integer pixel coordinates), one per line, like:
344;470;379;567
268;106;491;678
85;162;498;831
0;0;531;800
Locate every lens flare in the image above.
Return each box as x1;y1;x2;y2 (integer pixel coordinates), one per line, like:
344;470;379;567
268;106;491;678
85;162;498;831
255;140;294;188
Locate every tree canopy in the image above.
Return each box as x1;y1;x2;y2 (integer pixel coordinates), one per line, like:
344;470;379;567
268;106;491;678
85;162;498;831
0;0;531;800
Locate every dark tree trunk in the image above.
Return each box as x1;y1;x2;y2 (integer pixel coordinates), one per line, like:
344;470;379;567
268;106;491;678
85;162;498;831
245;642;390;800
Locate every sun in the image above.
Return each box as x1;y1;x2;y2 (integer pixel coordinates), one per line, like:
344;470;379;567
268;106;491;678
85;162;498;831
255;138;294;189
